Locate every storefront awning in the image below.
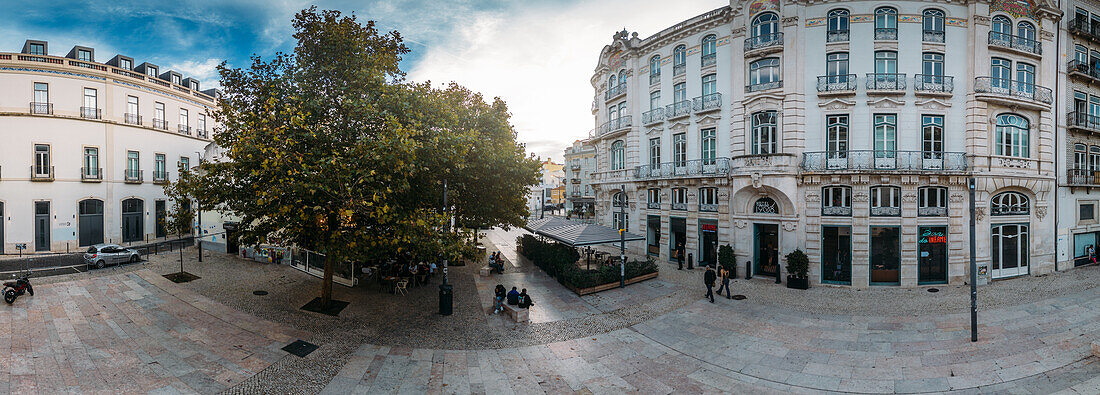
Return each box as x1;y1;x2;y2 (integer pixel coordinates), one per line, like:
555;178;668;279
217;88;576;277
532;222;644;247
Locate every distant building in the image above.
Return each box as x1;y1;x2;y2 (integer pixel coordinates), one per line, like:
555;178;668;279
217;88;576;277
563;140;597;218
528;159;565;215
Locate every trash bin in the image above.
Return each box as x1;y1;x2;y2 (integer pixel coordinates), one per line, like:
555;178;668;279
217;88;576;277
438;283;453;316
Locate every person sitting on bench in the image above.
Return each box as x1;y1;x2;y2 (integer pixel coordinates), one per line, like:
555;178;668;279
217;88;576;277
506;286;520;305
489;252;505;274
518;288;535;308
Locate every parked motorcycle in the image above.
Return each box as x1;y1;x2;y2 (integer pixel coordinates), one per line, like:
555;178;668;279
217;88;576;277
3;276;33;304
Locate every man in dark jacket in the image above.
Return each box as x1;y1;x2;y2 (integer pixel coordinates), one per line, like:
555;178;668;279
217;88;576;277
507;286;520;305
703;266;717;303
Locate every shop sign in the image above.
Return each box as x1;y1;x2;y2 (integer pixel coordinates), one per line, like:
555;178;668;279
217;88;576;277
701;223;718;232
919;229;946;244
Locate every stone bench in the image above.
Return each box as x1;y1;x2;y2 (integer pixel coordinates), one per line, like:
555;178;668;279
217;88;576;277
479;266;492;277
502;303;529;323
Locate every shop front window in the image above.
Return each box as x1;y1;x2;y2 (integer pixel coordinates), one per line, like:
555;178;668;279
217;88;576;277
870;227;901;285
918;226;948;284
822;226;852;284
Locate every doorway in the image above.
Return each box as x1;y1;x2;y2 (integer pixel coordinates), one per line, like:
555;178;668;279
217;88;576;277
754;223;779;277
224;222;239;254
647;215;661;257
992;224;1029;278
78;199;104;247
821;226;851;284
699;220;718;267
870;226;901;285
0;202;4;254
918;226;948;284
122;198;144;243
670;217;686;262
155;200;167;238
34;201;50;251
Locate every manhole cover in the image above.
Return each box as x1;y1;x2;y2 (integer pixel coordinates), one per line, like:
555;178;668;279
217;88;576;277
732;295;747;300
253;290;269;296
282;340;319;357
927;288;939;293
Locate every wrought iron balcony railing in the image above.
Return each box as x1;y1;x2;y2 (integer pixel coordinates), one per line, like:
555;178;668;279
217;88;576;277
649;72;660;85
1068;112;1100;133
827;30;849;43
124;169;143;183
647;202;661;210
871;206;901;217
665;100;691;119
605;84;627;101
153;170;169;184
914;75;953;93
80;107;101;119
875;28;897;40
700;53;716;68
746;80;782;93
634;158;730;180
673;63;685;76
744;33;783;52
1068;168;1100;186
642;108;664;124
153;118;168;130
817;75;856;93
801;150;968;172
81;167;101;181
1069;17;1100;41
822;206;852;216
692;93;721;113
30;165;54;181
923;29;945;43
195;129;208;138
919;206;948;217
30;102;52;115
672;202;687;211
124;113;142;125
1068;60;1100;81
988;31;1041;55
973;77;1053;104
178;124;191;135
597;115;632;136
699;203;718;212
866;73;906;91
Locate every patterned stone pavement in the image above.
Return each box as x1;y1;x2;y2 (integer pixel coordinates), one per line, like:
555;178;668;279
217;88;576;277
0;270;308;393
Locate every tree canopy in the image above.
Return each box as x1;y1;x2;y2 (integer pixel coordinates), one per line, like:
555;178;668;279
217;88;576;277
174;7;540;303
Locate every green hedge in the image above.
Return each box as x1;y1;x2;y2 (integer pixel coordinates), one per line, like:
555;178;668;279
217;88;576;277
518;235;658;289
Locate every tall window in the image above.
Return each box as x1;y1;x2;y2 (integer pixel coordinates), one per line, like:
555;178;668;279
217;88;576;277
752;111;778;154
874;51;897;74
179;157;190;174
871;186;901;217
875;7;898;39
610;140;625;170
1092;146;1100;171
648;188;661;205
649;55;661;83
701;74;717;95
1075;143;1088;169
923;9;945;42
126;96;139;122
33;82;48;104
827;9;850;42
701;34;717;67
699;188;717;211
923;53;943;76
991;58;1012;90
701;128;716;165
673;133;686;167
127;151;140;178
752;13;778;38
82;88;98;118
748;58;780;89
155;153;166;179
1076;45;1089;65
996;114;1029;157
154;102;165;129
827;115;849;158
649;90;660;110
649;138;661;166
673;45;686;75
918;187;948;217
198;114;206;135
179;108;189;132
618;69;627;88
673;82;687;103
920;115;944;161
874;114;897;157
83;147;99;177
672;188;687;207
1017;21;1036;41
826;52;849;79
823;186;852;216
1016;62;1035;94
34;144;50;176
607;74;616;93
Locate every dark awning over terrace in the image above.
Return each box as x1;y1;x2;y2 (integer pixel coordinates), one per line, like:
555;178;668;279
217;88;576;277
526;218;644;247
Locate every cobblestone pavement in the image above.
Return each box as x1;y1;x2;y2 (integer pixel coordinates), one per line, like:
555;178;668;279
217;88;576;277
0;268;306;393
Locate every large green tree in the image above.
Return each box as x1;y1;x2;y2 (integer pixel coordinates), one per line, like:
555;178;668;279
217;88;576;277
174;8;539;305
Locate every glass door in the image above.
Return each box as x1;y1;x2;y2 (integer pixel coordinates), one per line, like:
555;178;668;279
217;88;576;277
822;226;851;284
918;226;948;284
754;223;779;277
991;224;1029;278
870;227;900;285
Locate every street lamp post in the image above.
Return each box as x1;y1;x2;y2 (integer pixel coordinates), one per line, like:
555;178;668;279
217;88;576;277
968;177;977;342
619;184;626;288
439;178;453;316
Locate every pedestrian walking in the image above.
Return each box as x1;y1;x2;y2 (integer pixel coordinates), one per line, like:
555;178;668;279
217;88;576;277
715;265;731;299
677;241;685;270
703;265;716;303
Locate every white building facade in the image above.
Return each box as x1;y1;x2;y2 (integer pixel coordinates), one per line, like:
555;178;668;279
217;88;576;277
0;40;217;253
563;140;597;217
586;0;1060;288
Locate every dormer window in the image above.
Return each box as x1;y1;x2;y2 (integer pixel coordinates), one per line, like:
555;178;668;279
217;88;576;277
119;59;132;70
28;43;44;55
77;49;92;61
172;75;181;85
147;66;158;77
190;81;199;90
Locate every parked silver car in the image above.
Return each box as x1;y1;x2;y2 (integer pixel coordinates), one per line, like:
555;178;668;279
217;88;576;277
84;244;141;269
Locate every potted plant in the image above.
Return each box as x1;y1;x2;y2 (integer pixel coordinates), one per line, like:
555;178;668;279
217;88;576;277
785;249;809;290
718;244;736;279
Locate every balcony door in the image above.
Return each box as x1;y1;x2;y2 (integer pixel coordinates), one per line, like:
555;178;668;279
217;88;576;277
873;114;897;168
34;144;50;177
921;115;944;169
35;201;50;252
826;115;849;169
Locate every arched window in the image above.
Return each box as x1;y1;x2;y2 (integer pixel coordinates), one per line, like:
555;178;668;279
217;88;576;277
612;191;627;207
610;140;625;170
618;69;627;87
875;7;898;40
1017;21;1036;41
870;186;901;217
608;74;616;92
753;197;779;214
752;110;778;154
923;9;945;42
748;57;780;91
991;192;1029;216
1090;145;1100;170
673;45;687;76
649;55;661;77
823;186;852;216
995;114;1029;158
827;9;850;42
1075;143;1088;169
992;15;1012;35
701;34;717;67
752;12;778;38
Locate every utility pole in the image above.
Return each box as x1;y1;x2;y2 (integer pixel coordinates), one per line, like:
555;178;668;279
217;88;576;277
968;177;977;342
540;187;546;219
439;178;453;316
619;184;626;288
195;151;203;263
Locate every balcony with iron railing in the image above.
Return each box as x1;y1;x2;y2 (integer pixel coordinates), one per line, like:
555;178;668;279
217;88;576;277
1068;60;1100;84
875;28;897;40
673;63;685;77
800;150;968;173
672;202;687;211
692;93;721;113
124;169;143;184
124;113;142;125
29;102;52;115
153;170;169;184
597;115;632;137
923;29;944;43
823;206;853;217
746;79;782;93
871;206;901;217
919;206;948;217
1068;168;1100;187
80;107;101;119
646;202;660;210
605;84;627;101
744;32;783;54
30;165;54;181
700;53;716;68
665;100;691;120
1068;17;1100;43
1068;112;1100;134
153;118;168;130
827;30;849;43
914;75;953;95
866;73;906;93
642;108;665;125
973;77;1053;108
699;203;718;212
649;72;660;85
987;31;1041;56
196;129;208;139
571;178;581;184
634;158;730;180
817;75;856;94
81;167;102;182
178;124;191;135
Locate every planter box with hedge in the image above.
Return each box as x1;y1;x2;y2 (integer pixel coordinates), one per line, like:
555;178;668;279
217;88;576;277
785;248;809;290
517;235;658;295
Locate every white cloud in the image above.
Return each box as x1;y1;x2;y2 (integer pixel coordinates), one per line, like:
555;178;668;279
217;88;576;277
407;0;725;162
166;58;223;88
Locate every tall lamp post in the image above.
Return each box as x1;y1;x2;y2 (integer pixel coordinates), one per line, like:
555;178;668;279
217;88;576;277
439;178;453;316
968;177;977;342
619;184;626;288
194;151;204;263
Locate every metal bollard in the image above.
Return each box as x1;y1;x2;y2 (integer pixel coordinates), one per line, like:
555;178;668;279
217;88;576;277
746;260;752;280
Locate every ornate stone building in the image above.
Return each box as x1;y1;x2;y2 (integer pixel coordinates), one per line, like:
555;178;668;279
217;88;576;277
585;0;1061;288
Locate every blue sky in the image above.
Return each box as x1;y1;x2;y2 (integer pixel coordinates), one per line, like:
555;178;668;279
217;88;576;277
1;0;724;160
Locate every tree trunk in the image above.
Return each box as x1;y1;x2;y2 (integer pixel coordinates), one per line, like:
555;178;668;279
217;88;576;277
321;249;334;306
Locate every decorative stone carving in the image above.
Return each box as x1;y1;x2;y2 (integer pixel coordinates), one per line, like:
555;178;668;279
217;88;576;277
1040;30;1054;40
1036;205;1048;220
782;16;798;27
999;157;1032;169
975;206;986;222
805;192;821;202
867;97;905;109
819;98;857;110
751;172;763;189
949;192;965;203
915;98;951;110
973;15;991;25
731;27;746;37
745;155;771;167
735;220;748;229
902;193;918;203
853;192;870;203
782;221;796;232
